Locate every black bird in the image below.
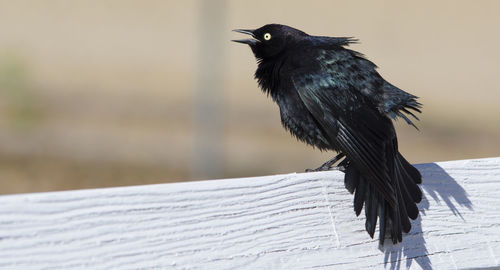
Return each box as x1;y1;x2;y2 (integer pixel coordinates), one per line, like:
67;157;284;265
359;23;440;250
233;24;422;245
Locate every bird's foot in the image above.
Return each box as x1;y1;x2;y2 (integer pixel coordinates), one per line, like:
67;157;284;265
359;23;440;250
305;153;346;172
305;165;345;172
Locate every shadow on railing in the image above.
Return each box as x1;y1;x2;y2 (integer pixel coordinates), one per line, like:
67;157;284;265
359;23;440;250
381;163;473;270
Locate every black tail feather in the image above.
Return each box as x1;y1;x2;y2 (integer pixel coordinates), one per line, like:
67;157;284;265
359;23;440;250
353;176;366;216
399;154;422;185
397;159;420;220
365;186;378;238
344;163;359;194
378;199;386;245
395;176;412;233
347;152;422;245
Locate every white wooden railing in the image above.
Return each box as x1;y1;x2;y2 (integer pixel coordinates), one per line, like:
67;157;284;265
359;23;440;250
0;157;499;269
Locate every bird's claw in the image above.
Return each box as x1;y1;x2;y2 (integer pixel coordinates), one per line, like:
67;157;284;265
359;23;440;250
305;166;345;172
305;153;347;172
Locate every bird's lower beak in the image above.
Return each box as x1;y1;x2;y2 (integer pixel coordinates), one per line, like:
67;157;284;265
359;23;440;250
232;29;259;45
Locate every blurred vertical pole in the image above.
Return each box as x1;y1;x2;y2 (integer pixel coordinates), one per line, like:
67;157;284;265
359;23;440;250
192;0;226;179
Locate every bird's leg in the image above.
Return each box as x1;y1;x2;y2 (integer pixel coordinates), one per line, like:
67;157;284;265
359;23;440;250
306;153;346;172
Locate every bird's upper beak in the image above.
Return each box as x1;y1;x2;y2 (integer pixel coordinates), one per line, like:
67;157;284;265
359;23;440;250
232;29;259;45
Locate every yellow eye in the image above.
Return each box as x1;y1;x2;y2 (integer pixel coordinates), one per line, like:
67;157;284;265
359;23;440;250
264;33;271;40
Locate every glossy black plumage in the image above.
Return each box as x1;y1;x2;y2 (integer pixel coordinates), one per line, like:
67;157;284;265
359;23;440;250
233;24;422;245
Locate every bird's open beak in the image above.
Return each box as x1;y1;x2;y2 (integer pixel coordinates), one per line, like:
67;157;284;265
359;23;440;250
232;29;259;45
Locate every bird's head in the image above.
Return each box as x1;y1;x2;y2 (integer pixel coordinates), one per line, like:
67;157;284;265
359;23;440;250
232;24;307;59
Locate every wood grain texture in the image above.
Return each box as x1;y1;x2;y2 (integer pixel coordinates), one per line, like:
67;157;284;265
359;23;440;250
0;158;499;269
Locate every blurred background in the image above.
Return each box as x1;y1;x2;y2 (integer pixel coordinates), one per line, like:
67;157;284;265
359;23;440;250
1;0;499;194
